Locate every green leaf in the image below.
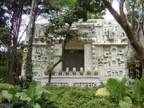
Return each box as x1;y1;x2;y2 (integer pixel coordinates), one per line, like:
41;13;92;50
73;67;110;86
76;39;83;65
124;96;132;104
132;79;144;102
33;103;41;108
140;79;144;89
119;101;131;108
0;83;14;90
2;90;13;102
118;77;127;96
106;78;127;102
26;81;37;99
35;85;44;100
119;96;132;108
106;78;119;89
15;92;31;102
8;88;17;96
121;77;127;84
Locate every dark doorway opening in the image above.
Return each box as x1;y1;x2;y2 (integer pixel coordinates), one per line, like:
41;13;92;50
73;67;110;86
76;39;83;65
63;50;84;71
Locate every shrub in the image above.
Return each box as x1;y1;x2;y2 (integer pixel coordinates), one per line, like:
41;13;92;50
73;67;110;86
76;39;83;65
0;66;9;82
45;86;117;108
1;81;56;108
106;77;127;103
0;83;14;103
130;79;144;108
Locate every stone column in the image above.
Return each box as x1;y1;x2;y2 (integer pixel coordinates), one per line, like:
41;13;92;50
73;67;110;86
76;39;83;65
84;44;92;74
53;44;62;75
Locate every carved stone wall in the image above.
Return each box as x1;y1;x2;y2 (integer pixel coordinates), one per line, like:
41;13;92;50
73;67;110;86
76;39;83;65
22;19;128;86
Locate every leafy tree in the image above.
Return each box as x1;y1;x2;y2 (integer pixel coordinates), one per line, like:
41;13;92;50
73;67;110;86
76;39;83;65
0;0;50;84
44;12;78;86
44;0;105;85
100;0;144;74
0;0;32;83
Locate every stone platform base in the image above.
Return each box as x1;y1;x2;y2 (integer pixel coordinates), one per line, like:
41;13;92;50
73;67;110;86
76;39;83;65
33;76;125;87
33;76;103;87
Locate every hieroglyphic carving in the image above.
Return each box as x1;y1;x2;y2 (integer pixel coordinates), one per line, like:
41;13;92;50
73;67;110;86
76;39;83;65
22;19;128;86
31;45;55;78
91;45;126;76
105;70;124;76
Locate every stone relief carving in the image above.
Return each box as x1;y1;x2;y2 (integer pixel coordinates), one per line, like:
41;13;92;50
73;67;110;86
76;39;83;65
22;19;128;86
91;45;126;77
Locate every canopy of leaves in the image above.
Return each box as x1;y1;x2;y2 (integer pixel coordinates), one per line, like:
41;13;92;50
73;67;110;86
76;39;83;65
44;0;106;43
44;13;78;44
125;0;144;26
48;0;76;8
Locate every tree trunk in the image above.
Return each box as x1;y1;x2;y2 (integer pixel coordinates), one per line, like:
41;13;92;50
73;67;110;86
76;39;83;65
47;32;69;86
47;58;62;86
7;0;24;84
25;0;39;86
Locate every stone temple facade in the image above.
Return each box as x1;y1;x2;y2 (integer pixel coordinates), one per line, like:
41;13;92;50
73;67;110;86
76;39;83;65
22;19;128;86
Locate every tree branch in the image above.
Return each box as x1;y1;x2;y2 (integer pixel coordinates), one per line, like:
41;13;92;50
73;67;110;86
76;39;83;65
119;0;127;24
102;0;121;22
119;0;125;16
47;25;71;86
102;0;133;40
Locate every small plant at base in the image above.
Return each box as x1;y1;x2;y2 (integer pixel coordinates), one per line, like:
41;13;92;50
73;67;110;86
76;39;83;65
2;81;54;108
106;77;132;108
119;96;132;108
131;79;144;108
0;83;14;103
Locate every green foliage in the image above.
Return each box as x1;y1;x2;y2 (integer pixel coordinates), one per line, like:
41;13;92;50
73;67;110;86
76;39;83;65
106;78;144;108
119;96;132;108
47;0;105;20
1;78;144;107
0;83;14;103
45;86;117;108
44;11;79;45
45;0;106;43
1;81;55;108
0;66;7;74
0;78;144;108
0;83;14;90
76;0;105;20
48;0;76;10
106;77;127;103
127;51;140;68
2;89;17;102
126;0;143;13
106;78;133;108
0;66;9;82
127;51;142;79
0;103;13;108
131;79;144;107
18;76;27;90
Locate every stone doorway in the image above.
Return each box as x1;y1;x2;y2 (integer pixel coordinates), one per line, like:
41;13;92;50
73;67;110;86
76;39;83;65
62;50;84;71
